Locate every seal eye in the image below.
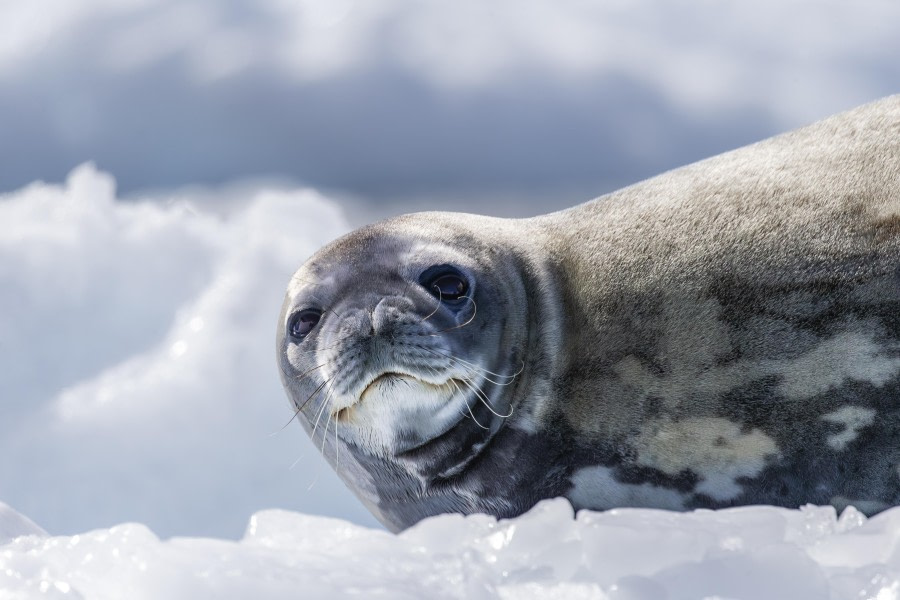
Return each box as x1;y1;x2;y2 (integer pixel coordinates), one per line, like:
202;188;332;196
421;266;469;302
289;309;322;340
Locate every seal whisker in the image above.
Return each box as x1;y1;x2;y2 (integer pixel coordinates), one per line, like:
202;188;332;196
416;341;514;419
273;413;301;434
288;453;304;471
290;335;348;357
454;378;497;429
424;351;519;387
454;374;508;417
310;384;333;440
293;362;328;383
321;306;344;320
320;409;333;453
307;290;342;318
447;357;521;386
297;375;333;413
419;365;490;430
428;295;477;334
334;411;341;471
450;378;491;430
420;286;443;323
311;375;343;442
277;381;325;431
419;346;524;382
460;376;514;419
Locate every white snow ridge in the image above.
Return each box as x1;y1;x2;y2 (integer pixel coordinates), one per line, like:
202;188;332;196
2;498;900;599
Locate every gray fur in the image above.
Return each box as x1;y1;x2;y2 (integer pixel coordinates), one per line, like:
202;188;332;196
277;96;900;531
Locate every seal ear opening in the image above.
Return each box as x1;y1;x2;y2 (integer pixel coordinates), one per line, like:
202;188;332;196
418;264;472;304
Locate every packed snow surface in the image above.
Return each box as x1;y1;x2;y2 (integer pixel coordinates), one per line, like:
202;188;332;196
3;498;900;599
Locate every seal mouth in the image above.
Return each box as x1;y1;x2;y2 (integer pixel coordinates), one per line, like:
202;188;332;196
359;372;456;401
332;371;462;420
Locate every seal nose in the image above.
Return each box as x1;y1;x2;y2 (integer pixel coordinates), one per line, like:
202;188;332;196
332;297;408;342
371;297;405;337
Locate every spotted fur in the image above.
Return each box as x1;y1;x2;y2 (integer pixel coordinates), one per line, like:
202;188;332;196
277;97;900;531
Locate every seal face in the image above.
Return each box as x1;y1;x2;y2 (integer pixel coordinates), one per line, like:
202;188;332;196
278;96;900;532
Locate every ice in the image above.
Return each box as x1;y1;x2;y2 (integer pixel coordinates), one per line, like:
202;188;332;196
3;498;900;598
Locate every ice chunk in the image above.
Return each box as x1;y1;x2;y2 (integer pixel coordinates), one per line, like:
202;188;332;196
3;500;900;598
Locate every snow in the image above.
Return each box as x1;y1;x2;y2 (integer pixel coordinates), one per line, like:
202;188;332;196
3;498;900;599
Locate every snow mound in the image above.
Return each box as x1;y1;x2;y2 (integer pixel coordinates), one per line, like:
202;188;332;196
2;498;899;599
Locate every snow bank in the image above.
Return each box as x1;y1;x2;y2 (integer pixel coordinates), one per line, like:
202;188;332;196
0;164;380;538
2;498;899;599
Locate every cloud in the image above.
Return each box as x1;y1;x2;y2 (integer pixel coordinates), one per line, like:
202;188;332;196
0;163;382;538
0;0;897;214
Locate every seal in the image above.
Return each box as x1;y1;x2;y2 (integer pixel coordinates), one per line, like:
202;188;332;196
277;96;900;532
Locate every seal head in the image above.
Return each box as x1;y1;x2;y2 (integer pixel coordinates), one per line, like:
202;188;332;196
277;214;565;530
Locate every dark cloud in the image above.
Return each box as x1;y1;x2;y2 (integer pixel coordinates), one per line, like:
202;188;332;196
1;0;898;220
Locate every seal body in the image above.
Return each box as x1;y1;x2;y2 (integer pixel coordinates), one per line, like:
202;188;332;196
277;97;900;531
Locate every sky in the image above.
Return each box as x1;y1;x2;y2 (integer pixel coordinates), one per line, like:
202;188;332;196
1;0;899;223
1;0;900;542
